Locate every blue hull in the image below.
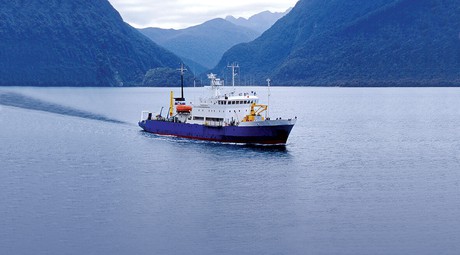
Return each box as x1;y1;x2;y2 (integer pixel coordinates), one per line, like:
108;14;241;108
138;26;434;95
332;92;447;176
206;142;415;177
139;120;294;145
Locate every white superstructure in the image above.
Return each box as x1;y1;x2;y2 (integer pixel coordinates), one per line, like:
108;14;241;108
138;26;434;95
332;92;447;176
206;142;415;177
175;73;262;127
139;66;296;145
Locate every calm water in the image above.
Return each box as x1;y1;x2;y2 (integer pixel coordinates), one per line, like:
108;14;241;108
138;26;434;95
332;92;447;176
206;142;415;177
1;87;459;255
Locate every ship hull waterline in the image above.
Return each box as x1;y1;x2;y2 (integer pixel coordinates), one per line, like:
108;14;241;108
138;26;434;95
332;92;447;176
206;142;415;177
139;120;295;145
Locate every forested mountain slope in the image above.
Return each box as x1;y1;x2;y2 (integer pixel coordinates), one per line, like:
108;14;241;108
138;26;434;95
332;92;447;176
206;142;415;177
215;0;460;86
0;0;182;86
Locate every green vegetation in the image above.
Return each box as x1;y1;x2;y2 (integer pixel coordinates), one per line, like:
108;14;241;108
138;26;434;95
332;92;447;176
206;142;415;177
143;68;195;87
214;0;460;86
0;0;183;86
2;0;458;87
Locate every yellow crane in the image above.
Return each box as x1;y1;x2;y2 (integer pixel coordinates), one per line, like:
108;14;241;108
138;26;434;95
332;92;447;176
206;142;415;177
242;103;268;122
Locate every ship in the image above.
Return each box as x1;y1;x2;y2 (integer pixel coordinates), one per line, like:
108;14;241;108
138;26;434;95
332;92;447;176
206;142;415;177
138;64;296;145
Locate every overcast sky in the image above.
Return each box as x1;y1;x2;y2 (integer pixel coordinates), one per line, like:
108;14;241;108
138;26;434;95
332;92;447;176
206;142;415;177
108;0;299;29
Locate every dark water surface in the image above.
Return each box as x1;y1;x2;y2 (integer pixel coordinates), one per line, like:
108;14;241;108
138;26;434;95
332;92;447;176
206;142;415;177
1;87;459;255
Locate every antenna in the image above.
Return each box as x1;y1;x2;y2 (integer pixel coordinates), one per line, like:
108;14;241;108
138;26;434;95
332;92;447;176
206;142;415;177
192;65;196;88
266;78;271;118
227;62;239;87
177;63;187;100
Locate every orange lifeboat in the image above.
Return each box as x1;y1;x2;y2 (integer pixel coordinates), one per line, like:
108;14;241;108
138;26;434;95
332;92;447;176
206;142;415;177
176;105;192;113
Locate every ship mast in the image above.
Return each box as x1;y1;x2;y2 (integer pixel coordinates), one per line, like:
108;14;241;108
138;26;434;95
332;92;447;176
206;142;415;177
227;62;239;87
177;63;187;101
266;78;271;118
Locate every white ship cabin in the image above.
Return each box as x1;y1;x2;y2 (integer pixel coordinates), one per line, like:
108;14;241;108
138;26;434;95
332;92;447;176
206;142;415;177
180;74;264;127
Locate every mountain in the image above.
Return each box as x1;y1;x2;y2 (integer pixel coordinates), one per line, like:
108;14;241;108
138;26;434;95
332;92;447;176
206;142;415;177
0;0;183;86
215;0;460;86
225;8;292;34
139;18;259;72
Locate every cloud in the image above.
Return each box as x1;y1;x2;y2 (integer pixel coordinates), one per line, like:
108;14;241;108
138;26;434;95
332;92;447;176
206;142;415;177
108;0;298;29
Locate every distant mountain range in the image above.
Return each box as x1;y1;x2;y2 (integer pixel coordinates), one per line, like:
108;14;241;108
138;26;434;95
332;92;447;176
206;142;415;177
139;18;259;74
225;8;292;34
0;0;183;86
215;0;460;86
2;0;458;87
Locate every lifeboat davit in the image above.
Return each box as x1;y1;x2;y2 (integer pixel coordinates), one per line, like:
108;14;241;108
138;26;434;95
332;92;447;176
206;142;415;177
176;105;192;113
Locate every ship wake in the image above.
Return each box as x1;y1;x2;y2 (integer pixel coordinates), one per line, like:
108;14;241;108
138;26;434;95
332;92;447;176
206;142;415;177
0;92;127;124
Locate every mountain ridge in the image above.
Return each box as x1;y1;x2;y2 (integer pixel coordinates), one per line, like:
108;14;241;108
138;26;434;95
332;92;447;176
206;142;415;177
215;0;460;86
0;0;183;86
139;18;259;73
225;8;291;34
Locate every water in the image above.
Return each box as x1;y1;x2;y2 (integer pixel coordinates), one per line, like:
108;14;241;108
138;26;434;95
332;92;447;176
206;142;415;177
1;87;459;255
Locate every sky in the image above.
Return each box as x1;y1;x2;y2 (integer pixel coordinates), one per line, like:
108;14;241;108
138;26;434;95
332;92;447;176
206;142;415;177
108;0;299;29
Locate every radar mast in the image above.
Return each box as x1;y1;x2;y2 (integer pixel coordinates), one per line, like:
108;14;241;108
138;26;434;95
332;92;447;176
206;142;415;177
227;62;239;88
